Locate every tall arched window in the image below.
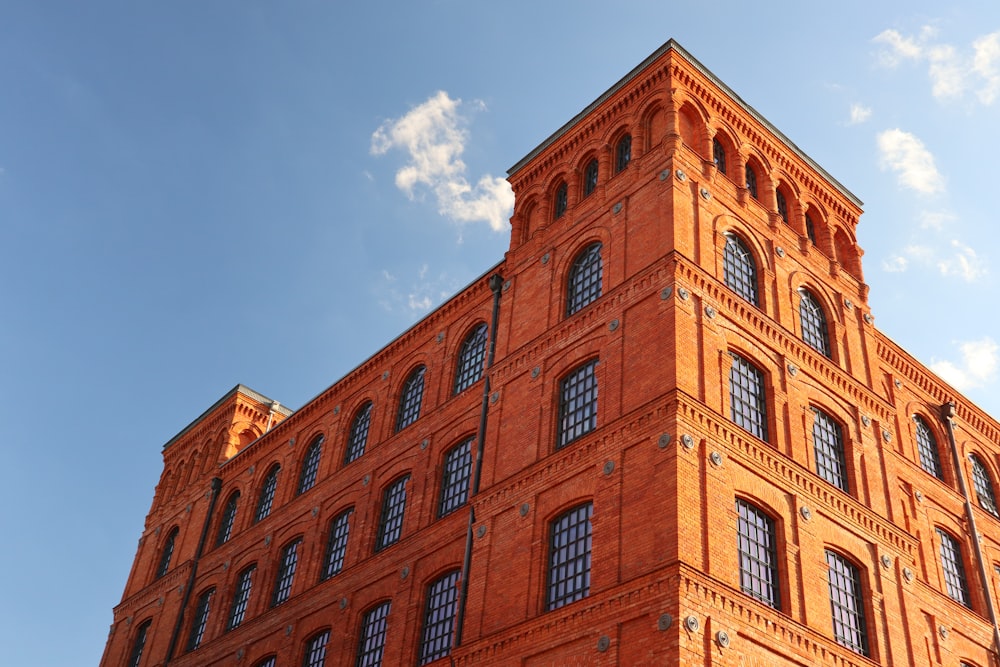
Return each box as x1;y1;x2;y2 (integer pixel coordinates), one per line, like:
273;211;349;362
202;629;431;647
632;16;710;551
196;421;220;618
745;164;758;199
302;630;330;667
583;159;598;196
215;492;239;546
736;499;780;609
296;435;323;495
254;465;280;523
418;570;461;664
615;134;631;173
812;408;848;492
554;182;568;220
344;402;372;464
127;619;152;667
156;527;179;579
566;242;603;316
438;437;473;517
826;551;869;656
914;416;943;480
713;138;727;174
805;213;817;244
729;353;768;442
936;528;971;607
546;502;593;610
186;587;215;651
799;289;831;357
396;366;426;431
776;190;789;223
453;323;488;394
723;233;758;306
971;454;999;517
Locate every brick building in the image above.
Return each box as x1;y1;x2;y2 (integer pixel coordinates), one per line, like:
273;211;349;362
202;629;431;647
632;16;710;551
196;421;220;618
102;40;1000;667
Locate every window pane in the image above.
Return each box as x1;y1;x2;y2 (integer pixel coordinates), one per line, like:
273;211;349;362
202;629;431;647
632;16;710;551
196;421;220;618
439;438;473;517
271;539;302;606
396;367;426;432
729;354;768;441
546;503;593;610
736;500;780;609
186;588;214;651
583;159;598;196
297;436;323;495
454;324;488;394
156;527;178;578
615;135;631;172
227;566;255;631
937;528;971;607
713;138;727;174
128;620;151;667
418;570;460;664
723;234;758;306
216;492;240;547
322;509;353;579
813;409;848;492
356;602;391;667
344;403;372;464
972;456;999;517
826;551;868;656
566;243;603;316
745;165;757;199
255;466;280;523
303;630;330;667
376;476;409;551
799;290;831;357
554;182;568;220
558;360;598;448
915;417;943;480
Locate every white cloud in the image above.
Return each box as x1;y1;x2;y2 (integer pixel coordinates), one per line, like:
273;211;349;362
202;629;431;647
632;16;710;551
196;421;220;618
973;32;1000;104
371;91;514;232
848;103;872;124
936;240;987;281
919;210;956;230
375;263;462;317
876;129;945;195
882;255;908;272
930;337;1000;391
874;28;925;66
881;240;987;282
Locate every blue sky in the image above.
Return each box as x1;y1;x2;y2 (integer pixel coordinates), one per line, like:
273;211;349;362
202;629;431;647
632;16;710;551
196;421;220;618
3;2;1000;664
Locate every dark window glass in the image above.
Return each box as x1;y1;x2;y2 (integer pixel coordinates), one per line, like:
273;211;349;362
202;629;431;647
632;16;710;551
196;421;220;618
272;539;302;607
303;629;330;667
813;408;849;492
713;138;727;174
395;366;426;432
356;602;391;667
297;436;323;495
799;289;831;357
558;359;598;449
776;190;788;223
805;213;817;244
322;509;353;579
547;502;593;610
227;565;255;631
376;476;410;551
454;323;488;394
254;657;277;667
745;165;758;199
344;402;372;464
418;570;460;664
156;527;179;578
615;134;631;173
826;551;868;656
216;492;240;547
915;417;943;480
583;159;598;196
729;354;768;441
128;619;151;667
723;233;758;306
937;528;971;607
566;242;603;316
439;437;473;517
554;182;568;220
254;465;280;523
736;500;780;609
186;587;214;652
972;455;999;517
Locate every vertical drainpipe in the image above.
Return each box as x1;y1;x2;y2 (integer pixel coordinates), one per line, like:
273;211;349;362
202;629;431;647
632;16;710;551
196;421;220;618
163;476;222;665
454;273;504;648
940;402;1000;659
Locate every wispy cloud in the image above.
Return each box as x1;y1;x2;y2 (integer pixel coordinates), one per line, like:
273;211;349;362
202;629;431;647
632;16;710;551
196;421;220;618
375;263;460;317
874;26;1000;105
371;91;514;232
848;103;872;125
876;129;944;195
930;337;1000;391
882;240;986;282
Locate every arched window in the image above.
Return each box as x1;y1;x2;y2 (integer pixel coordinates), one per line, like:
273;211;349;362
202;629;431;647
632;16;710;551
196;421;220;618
914;416;943;480
357;602;391;667
127;619;152;667
554;182;568;220
546;502;593;610
297;435;323;495
805;213;817;244
454;323;488;394
344;402;372;464
566;242;603;316
156;527;179;578
936;528;971;607
736;499;780;609
302;630;330;667
186;587;214;651
321;508;353;580
418;570;461;664
799;289;831;357
438;437;473;517
376;475;410;551
226;565;256;631
776;190;788;223
254;465;280;523
583;159;599;196
271;538;302;607
723;233;758;306
812;408;848;492
826;551;869;656
215;492;239;547
745;164;758;199
558;359;598;449
713;138;727;174
971;454;999;517
729;353;768;442
396;366;426;432
615;134;631;173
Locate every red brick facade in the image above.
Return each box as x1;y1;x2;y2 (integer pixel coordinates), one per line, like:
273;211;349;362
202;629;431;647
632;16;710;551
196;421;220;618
102;41;1000;667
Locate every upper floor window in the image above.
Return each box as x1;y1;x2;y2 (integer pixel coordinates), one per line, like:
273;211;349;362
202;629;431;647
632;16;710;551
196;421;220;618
215;492;240;547
418;570;461;665
227;565;256;631
776;190;789;223
971;454;999;517
439;437;473;517
736;499;780;609
566;242;603;316
396;366;426;432
615;134;631;173
826;550;869;656
915;416;943;480
322;508;353;580
156;527;179;579
558;359;598;449
799;289;831;357
554;182;568;220
745;164;758;199
186;587;215;652
297;435;323;495
729;353;768;441
344;402;372;464
713;138;727;174
127;619;151;667
303;629;330;667
357;601;391;667
254;465;280;523
812;408;849;492
936;528;971;607
376;475;410;551
454;323;488;394
271;538;302;607
546;502;593;610
254;657;277;667
805;213;817;244
723;233;759;306
583;159;599;196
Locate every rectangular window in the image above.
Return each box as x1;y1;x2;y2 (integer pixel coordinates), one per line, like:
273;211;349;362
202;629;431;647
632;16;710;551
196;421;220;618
438;438;473;517
322;509;353;579
227;566;255;631
826;551;868;656
736;500;780;609
376;476;409;551
729;354;768;441
418;570;460;664
271;539;302;607
356;602;391;667
546;502;593;610
558;360;598;449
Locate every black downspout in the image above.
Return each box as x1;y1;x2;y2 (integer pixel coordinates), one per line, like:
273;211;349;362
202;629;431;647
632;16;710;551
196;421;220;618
164;476;222;665
940;402;1000;662
454;273;504;648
